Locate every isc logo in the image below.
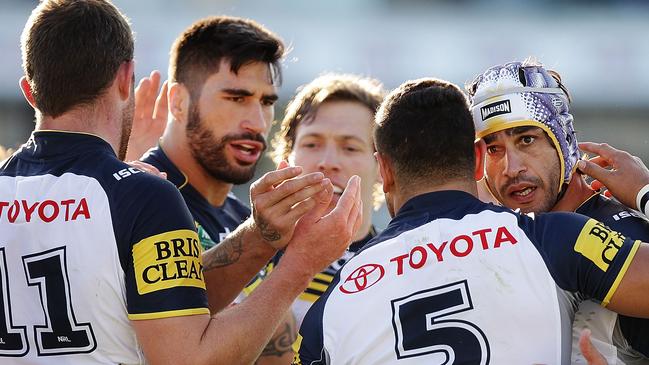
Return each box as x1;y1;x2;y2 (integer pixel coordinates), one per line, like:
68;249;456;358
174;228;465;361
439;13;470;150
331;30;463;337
112;167;142;181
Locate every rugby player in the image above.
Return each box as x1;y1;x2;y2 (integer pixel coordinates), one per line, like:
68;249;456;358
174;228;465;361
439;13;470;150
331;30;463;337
248;73;385;323
468;60;649;364
240;74;385;361
129;17;338;364
0;1;362;363
295;78;649;364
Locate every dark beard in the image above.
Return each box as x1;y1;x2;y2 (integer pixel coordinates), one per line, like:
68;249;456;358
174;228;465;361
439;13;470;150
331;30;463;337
186;102;266;184
491;165;561;214
118;90;135;161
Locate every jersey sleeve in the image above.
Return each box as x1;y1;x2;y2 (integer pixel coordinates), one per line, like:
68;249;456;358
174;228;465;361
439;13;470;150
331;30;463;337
294;295;328;365
109;172;209;320
521;211;641;306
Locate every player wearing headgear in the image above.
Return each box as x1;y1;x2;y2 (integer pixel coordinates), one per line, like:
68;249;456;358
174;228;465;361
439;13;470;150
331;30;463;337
295;77;649;365
468;60;649;364
1;1;363;363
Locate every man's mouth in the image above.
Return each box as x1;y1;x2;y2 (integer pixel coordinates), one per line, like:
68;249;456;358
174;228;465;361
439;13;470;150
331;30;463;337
228;140;264;164
332;185;344;195
505;183;538;204
512;186;535;197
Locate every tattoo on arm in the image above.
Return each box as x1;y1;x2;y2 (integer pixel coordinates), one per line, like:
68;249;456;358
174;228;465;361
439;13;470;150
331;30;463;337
257;216;281;242
259;321;297;358
202;234;244;270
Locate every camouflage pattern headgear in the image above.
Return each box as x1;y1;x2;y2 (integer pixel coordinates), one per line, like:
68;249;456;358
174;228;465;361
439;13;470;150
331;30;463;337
469;61;579;193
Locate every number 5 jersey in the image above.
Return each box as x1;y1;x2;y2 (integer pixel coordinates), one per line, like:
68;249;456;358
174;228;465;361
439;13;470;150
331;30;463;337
295;190;641;365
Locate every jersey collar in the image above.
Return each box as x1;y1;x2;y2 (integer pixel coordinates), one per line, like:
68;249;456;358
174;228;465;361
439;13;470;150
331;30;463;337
25;130;115;159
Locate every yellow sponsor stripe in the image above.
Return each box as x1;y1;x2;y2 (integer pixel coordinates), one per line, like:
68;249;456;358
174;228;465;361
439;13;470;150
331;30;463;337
292;333;303;364
298;292;320;303
132;229;205;295
574;219;625;272
603;240;641;307
314;273;333;283
128;307;209;320
308;281;329;293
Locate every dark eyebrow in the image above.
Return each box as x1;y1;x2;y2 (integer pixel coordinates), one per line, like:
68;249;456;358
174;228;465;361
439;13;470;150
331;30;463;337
222;88;253;97
262;93;279;102
509;126;541;136
483;126;542;144
222;88;278;102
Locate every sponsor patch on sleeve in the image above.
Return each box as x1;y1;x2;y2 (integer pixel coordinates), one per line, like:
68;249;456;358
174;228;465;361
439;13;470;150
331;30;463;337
132;229;205;295
574;219;625;272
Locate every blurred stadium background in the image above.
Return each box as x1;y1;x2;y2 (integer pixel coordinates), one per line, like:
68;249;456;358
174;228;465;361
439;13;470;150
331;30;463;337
2;0;648;228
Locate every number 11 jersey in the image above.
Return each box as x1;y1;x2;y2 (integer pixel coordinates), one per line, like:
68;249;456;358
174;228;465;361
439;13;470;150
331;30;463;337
0;132;209;364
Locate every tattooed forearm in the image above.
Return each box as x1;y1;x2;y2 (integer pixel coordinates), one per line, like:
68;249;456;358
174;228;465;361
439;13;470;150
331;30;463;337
257;216;281;242
259;321;297;358
202;234;244;270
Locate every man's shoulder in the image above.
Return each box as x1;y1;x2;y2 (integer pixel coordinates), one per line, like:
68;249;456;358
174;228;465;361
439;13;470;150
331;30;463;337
140;146;188;189
577;193;649;239
577;193;643;222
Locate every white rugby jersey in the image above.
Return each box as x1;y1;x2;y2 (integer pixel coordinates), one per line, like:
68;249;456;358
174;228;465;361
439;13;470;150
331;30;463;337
0;131;209;364
295;191;639;365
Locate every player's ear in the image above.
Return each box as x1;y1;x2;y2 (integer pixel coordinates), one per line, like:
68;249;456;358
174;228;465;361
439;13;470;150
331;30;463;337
19;77;36;109
116;61;135;102
168;82;190;124
474;139;486;181
375;152;393;194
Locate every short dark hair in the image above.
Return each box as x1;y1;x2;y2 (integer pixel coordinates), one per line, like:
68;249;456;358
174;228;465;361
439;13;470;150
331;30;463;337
272;73;385;164
374;78;475;186
21;0;134;117
169;16;285;101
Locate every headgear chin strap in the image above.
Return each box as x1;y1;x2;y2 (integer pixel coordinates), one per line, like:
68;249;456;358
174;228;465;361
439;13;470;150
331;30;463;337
469;61;580;194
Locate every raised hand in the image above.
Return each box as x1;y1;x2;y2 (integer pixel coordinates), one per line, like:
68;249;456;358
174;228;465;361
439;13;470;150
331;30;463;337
126;160;167;180
249;161;331;250
126;70;169;161
282;175;363;277
577;142;649;210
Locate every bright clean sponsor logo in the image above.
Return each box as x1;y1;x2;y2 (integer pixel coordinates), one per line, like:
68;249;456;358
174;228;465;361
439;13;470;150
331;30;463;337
132;229;206;294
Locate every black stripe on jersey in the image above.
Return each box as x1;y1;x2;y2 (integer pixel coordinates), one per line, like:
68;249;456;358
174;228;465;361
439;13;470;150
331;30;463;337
312;276;333;286
305;287;326;296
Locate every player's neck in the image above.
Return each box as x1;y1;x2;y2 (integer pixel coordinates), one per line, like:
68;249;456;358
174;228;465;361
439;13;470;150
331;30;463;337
550;174;597;213
353;218;373;242
35;102;122;156
392;179;478;214
160;132;232;207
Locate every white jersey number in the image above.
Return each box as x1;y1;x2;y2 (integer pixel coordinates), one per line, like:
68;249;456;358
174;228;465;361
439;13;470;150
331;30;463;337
391;280;490;364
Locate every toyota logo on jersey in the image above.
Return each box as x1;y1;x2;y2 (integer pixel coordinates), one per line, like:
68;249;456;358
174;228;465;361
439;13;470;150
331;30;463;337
339;263;385;294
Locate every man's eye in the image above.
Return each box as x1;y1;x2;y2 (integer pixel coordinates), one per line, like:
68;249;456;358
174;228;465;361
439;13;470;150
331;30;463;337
486;146;499;154
228;96;244;103
521;136;535;144
262;99;276;106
